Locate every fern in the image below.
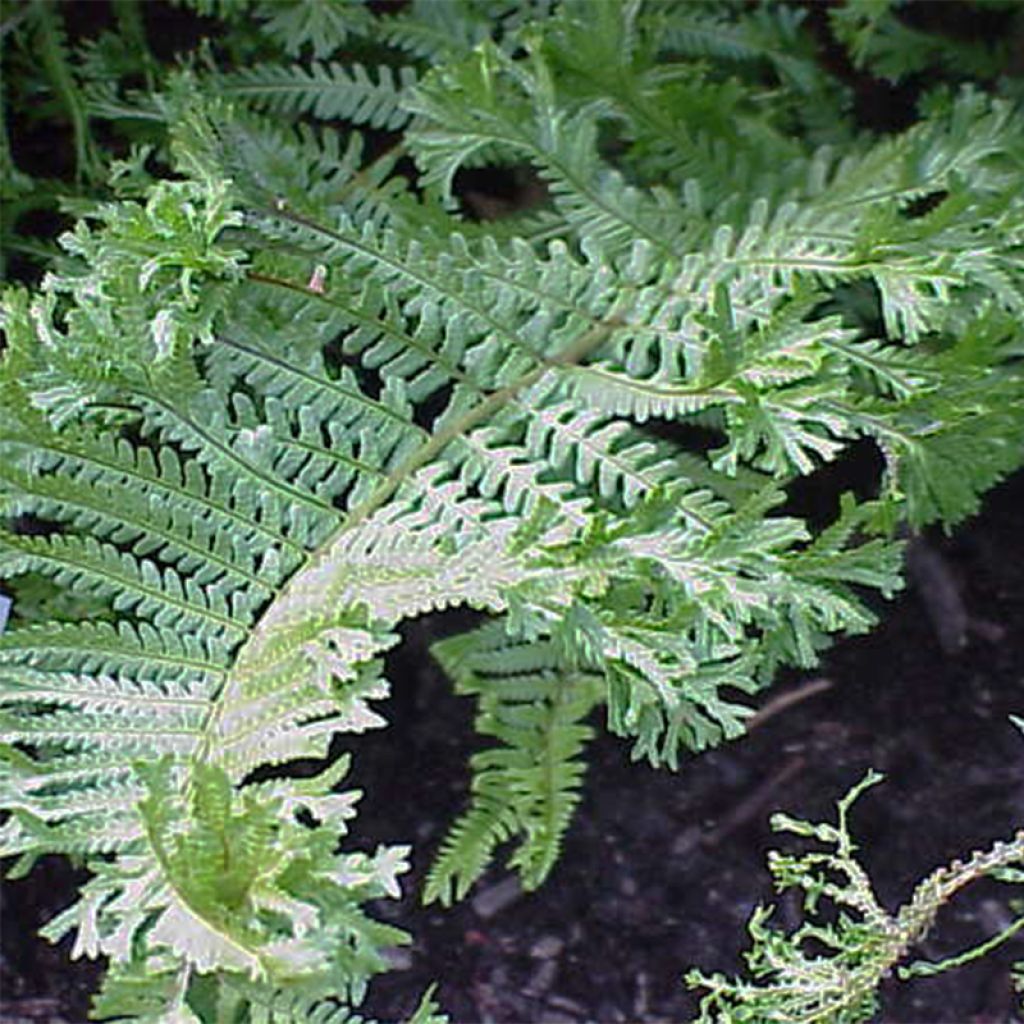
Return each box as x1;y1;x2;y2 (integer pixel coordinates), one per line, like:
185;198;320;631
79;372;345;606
425;622;602;904
830;0;1015;82
2;0;1022;1018
252;0;375;60
687;772;1024;1023
222;62;418;131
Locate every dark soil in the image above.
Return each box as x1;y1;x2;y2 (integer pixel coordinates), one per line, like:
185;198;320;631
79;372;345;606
3;472;1023;1023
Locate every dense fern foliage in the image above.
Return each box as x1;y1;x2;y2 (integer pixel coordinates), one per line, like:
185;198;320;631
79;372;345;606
2;0;1023;1018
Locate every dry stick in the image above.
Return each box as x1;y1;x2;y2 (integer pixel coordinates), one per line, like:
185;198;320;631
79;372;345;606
701;755;806;849
746;677;834;732
905;535;968;654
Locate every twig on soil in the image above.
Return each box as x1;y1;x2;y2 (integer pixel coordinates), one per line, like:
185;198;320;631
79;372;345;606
701;756;806;849
906;535;969;654
746;678;834;732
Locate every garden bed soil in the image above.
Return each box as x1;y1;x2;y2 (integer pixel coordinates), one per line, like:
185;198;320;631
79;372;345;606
3;473;1024;1023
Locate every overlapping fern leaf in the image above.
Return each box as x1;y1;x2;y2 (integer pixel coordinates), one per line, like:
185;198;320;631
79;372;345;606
1;0;1022;1018
425;622;603;905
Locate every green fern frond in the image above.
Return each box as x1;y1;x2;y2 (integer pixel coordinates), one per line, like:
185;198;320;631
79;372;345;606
407;40;687;254
425;624;601;904
253;0;375;60
376;0;553;64
171;0;252;18
28;0;103;182
223;62;418;130
658;2;826;93
38;755;410;1017
830;0;1012;81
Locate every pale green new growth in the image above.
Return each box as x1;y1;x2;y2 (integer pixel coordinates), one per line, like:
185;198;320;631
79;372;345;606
687;773;1024;1023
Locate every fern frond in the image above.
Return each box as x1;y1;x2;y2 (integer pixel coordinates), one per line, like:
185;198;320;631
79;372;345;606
829;306;1024;528
425;624;600;905
0;389;304;563
137;390;343;543
3;6;1022;1014
223;62;417;130
30;0;103;181
0;532;248;638
830;0;1011;81
377;0;549;63
88;954;193;1024
0;462;271;594
523;397;690;508
406;40;686;256
0;619;228;683
37;755;410;1010
253;0;375;59
538;1;812;191
658;2;826;93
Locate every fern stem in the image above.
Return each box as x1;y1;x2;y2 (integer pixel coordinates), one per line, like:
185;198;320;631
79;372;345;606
814;829;1024;1023
33;0;98;182
254;204;584;368
354;317;618;528
900;914;1024;979
140;393;343;522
